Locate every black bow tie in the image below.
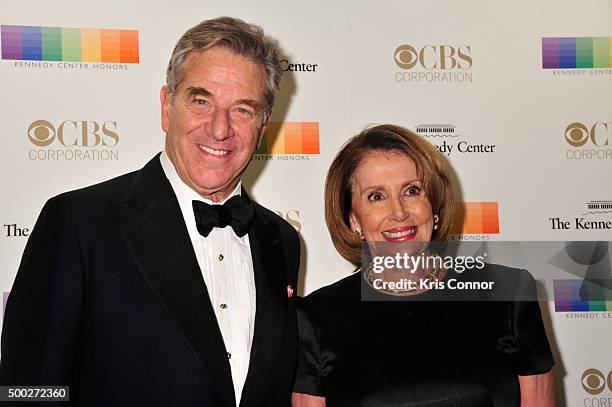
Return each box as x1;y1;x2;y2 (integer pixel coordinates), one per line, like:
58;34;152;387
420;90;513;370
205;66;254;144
192;195;255;238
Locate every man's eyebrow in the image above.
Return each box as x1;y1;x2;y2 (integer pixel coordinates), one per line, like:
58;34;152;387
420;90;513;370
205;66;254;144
185;86;212;97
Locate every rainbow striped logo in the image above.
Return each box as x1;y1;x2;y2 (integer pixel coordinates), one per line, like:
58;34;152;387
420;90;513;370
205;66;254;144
1;25;139;63
554;279;612;312
542;37;612;69
256;122;319;155
450;202;500;235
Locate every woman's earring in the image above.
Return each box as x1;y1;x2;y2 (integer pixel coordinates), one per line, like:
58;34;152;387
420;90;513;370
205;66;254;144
353;227;365;240
433;215;440;230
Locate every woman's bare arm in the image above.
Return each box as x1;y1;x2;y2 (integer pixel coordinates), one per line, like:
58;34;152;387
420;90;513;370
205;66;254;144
519;371;556;407
291;392;326;407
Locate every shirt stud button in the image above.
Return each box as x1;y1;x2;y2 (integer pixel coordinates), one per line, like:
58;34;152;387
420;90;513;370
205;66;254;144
220;303;228;310
218;254;224;261
227;352;232;359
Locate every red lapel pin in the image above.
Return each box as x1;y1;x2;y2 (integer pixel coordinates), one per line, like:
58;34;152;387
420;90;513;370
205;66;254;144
287;285;294;298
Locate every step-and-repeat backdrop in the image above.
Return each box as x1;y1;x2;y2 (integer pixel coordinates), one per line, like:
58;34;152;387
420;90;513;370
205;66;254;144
1;1;610;405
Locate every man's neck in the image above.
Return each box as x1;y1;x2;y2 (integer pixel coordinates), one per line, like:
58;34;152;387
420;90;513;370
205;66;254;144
159;151;241;204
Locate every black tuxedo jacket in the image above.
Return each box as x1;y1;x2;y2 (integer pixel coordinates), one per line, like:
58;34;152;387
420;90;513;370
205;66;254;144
0;155;300;407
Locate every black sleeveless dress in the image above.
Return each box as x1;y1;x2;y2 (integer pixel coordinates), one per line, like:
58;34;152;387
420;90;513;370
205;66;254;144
293;264;554;406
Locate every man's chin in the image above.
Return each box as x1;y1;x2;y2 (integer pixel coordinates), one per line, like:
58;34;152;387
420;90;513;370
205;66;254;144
191;177;240;198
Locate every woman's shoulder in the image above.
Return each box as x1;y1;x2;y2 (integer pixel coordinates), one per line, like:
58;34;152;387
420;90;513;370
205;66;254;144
302;271;360;303
479;262;534;282
298;272;361;317
478;263;539;301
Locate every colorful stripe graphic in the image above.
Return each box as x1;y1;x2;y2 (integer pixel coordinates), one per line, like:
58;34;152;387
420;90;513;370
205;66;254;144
450;202;500;235
554;279;612;312
542;37;612;69
256;122;319;154
1;25;139;63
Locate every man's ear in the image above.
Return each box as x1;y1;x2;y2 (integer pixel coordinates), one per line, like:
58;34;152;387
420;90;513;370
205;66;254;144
160;85;171;133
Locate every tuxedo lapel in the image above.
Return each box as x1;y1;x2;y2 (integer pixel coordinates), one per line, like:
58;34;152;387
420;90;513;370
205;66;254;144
112;155;235;407
239;192;288;407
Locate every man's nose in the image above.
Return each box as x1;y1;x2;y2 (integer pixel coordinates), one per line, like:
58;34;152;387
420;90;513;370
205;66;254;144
209;108;231;141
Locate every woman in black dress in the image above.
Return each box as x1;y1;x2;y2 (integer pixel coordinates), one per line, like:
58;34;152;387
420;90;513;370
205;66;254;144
292;124;556;406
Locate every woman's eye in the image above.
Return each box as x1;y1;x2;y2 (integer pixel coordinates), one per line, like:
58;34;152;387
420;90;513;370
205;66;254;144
406;186;421;196
368;192;384;201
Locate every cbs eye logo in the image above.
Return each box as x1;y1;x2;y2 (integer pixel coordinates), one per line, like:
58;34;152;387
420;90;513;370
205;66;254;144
394;44;472;70
565;122;610;147
27;120;119;148
28;120;56;147
394;45;419;69
581;368;612;395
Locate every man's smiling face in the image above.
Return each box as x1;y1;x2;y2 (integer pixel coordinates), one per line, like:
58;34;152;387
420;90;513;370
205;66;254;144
161;46;267;202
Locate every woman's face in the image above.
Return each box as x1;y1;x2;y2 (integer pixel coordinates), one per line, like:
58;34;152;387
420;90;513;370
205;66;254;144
349;150;434;250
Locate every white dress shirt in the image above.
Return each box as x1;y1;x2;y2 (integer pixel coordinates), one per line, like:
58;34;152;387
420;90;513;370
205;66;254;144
160;151;256;406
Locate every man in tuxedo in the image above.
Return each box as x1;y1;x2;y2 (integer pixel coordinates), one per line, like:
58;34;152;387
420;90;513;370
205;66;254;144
0;17;300;407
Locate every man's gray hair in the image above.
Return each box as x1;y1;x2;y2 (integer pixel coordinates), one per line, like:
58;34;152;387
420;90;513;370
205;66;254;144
166;16;283;121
